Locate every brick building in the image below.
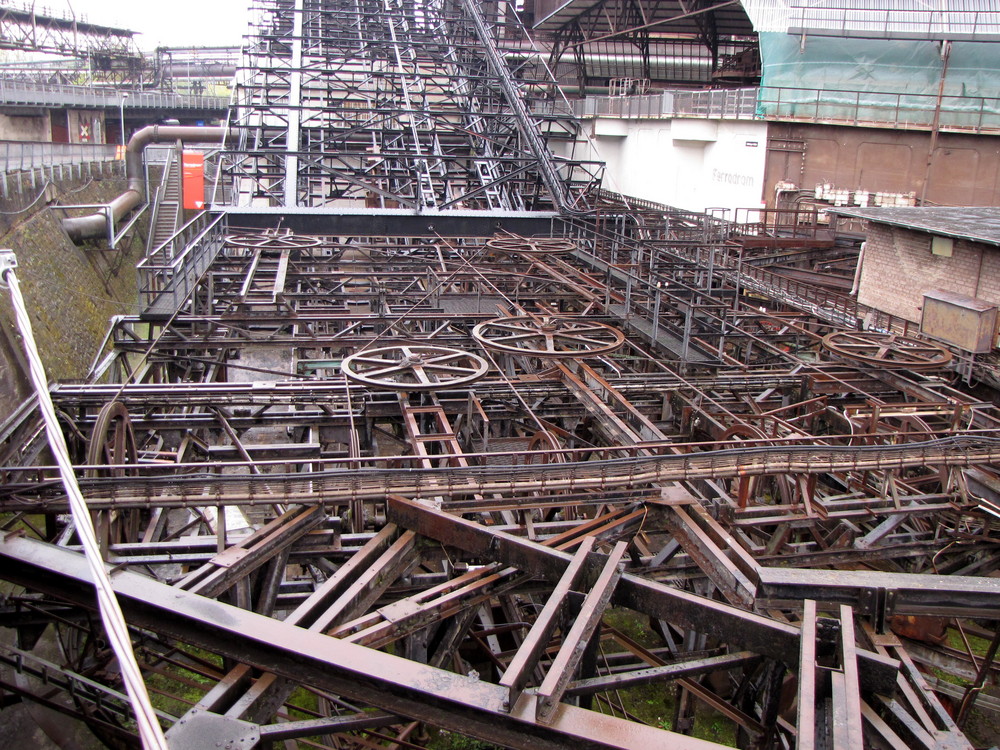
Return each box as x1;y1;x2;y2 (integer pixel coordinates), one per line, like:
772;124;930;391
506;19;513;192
834;206;1000;352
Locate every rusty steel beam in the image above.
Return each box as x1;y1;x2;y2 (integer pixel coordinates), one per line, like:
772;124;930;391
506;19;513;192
500;535;597;708
797;600;818;750
306;529;419;633
565;650;760;696
336;564;527;650
174;523;418;729
535;540;628;722
257;711;401;742
0;532;710;750
175;504;326;599
386;497;900;693
757;567;1000;620
655;501;758;608
838;605;865;749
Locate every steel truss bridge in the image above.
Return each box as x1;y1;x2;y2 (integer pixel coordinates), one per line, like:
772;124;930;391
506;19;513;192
0;3;144;84
1;1;1000;749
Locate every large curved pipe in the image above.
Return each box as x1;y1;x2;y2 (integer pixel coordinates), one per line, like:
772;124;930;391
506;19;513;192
62;125;230;243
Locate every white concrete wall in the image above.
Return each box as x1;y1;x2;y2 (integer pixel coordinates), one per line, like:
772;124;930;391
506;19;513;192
564;116;769;218
0;112;50;142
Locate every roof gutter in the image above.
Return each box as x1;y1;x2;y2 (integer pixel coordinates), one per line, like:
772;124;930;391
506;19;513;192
61;125;230;244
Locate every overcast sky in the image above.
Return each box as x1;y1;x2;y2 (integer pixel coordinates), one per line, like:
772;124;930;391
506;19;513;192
51;1;251;48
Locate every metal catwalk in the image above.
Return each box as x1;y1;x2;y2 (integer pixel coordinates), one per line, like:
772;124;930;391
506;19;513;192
1;1;999;749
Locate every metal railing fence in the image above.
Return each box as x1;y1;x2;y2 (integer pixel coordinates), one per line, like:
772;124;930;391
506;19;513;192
569;88;758;120
788;8;1000;39
562;85;1000;135
137;212;226;317
0;140;118;173
758;86;1000;134
0;78;228;111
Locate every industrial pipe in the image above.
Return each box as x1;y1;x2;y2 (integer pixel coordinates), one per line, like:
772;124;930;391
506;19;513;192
162;63;238;78
851;241;866;297
61;125;230;244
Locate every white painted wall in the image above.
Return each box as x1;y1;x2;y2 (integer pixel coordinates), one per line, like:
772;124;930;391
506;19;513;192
0;112;50;142
563;116;769;219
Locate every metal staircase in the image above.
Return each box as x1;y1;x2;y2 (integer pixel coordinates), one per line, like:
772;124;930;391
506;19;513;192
146;147;183;256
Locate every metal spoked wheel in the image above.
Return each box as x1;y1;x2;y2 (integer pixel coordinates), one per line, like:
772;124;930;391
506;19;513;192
524;430;568;465
342;345;489;390
484;236;577;256
472;316;626;358
224;232;323;250
29;402;142;745
85;401;143;550
822;331;952;370
85;401;138;477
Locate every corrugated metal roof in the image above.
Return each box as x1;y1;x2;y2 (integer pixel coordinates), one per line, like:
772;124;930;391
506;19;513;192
533;0;603;30
743;0;1000;37
830;206;1000;247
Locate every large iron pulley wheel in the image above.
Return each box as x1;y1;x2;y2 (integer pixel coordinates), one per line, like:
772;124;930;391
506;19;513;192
224;232;322;250
524;430;566;464
472;315;625;358
85;400;138;477
485;236;577;255
341;345;489;390
822;331;952;370
85;401;143;552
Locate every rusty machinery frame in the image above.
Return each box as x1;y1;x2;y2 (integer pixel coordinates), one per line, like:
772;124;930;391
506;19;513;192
2;214;999;748
2;1;1000;749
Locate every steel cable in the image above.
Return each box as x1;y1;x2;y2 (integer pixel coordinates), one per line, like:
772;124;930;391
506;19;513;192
2;265;168;749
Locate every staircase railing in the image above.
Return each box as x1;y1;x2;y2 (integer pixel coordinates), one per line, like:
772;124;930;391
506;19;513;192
145;146;176;256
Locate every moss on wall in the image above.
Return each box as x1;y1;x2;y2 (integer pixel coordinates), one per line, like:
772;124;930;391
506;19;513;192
0;173;142;420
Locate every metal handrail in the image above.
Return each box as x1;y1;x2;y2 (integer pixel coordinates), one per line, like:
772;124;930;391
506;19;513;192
758;86;1000;134
788;7;1000;38
144;148;175;257
138;213;225;315
0;140;118;173
568;85;1000;134
0;78;228;111
559;203;914;339
570;88;758;120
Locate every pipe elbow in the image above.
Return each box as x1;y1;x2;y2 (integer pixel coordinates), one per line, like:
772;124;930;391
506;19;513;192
61;125;231;244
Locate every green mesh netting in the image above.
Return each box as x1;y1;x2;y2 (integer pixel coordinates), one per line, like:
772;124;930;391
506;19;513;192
757;32;1000;130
